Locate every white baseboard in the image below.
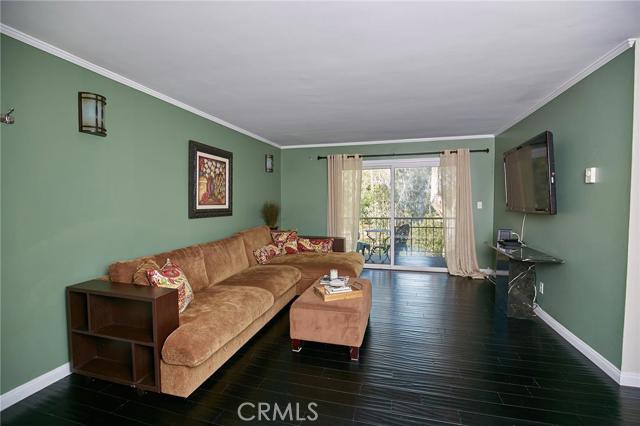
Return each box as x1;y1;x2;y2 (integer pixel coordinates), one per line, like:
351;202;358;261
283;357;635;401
0;363;71;411
621;372;640;388
534;307;624;384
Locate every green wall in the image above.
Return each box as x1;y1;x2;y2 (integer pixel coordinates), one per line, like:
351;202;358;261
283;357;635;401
280;138;496;268
0;35;280;393
493;48;635;368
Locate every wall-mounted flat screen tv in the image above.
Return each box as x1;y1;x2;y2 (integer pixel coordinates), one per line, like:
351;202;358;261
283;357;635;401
504;130;557;215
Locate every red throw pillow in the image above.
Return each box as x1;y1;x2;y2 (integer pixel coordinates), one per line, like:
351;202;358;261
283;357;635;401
297;237;334;253
271;230;299;254
253;244;281;264
146;259;194;313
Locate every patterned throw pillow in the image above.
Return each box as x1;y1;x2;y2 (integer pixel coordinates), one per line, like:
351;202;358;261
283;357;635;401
146;259;194;313
271;230;299;254
297;237;334;253
132;258;159;286
253;244;282;264
280;240;299;254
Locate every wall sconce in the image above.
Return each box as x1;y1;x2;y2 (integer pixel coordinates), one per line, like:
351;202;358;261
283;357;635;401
1;108;15;124
78;92;106;137
265;154;274;173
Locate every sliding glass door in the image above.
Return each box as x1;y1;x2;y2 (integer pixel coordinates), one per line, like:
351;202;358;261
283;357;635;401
359;158;446;271
359;167;392;265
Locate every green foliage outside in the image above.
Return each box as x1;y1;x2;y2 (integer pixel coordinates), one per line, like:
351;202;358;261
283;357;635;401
359;168;444;256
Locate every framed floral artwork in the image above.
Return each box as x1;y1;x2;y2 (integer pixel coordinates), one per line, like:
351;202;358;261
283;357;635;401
188;140;232;218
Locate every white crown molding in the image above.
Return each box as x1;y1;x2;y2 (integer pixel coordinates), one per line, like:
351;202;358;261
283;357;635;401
0;363;71;411
534;307;628;385
0;24;280;148
495;38;637;136
280;134;494;150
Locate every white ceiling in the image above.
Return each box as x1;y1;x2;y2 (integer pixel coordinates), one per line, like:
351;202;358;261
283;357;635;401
2;1;639;147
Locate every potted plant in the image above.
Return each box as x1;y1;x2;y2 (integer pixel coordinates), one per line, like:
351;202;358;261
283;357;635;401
261;202;280;230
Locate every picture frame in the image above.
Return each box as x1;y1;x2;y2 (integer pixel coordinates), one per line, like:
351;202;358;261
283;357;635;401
265;154;274;173
188;140;232;218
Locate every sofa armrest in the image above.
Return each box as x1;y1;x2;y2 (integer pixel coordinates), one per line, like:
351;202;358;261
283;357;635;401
300;236;346;253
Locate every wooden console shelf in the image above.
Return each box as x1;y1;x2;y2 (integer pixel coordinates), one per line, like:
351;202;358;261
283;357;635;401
66;280;178;392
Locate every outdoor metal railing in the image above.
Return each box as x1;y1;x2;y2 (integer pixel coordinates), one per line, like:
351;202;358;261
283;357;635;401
358;216;445;257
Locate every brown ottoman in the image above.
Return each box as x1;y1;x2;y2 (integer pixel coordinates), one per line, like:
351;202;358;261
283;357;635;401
289;278;372;361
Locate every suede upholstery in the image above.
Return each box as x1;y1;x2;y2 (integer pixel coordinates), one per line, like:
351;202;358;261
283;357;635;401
268;252;365;293
152;246;210;292
162;285;274;367
108;255;154;284
198;235;249;287
108;246;210;292
219;265;301;297
105;225;364;398
290;278;372;348
132;259;159;285
161;286;296;397
234;225;273;266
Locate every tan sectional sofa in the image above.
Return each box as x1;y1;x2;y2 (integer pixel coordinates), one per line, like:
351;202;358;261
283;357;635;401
107;225;364;397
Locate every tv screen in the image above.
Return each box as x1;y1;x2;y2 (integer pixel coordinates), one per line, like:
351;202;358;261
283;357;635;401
504;131;557;215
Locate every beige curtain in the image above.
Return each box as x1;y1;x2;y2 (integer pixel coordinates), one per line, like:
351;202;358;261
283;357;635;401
327;154;362;251
440;149;484;279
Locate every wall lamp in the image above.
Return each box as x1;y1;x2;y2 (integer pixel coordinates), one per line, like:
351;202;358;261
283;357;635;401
1;108;15;124
78;92;106;137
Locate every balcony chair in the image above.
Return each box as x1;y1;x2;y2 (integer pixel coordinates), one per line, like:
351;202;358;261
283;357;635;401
356;241;371;257
394;223;411;255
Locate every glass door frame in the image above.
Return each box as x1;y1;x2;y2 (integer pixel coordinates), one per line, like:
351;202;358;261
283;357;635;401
362;157;447;273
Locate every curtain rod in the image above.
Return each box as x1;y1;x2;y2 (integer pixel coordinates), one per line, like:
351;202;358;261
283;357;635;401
316;148;490;160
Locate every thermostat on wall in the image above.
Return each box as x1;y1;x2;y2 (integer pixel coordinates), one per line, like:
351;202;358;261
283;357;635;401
585;167;597;184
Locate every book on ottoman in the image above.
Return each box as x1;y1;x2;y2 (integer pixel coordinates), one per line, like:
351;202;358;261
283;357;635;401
314;281;364;302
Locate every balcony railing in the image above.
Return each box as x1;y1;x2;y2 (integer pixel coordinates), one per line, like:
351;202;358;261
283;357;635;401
358;216;445;257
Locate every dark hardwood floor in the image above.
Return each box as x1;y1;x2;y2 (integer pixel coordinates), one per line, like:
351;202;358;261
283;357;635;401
3;270;639;426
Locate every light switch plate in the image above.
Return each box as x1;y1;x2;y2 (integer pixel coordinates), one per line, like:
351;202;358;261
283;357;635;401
477;201;483;209
585;167;597;184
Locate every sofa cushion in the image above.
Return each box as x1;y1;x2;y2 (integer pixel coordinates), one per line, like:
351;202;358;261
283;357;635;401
198;235;249;286
297;237;334;253
152;246;209;292
218;265;301;298
253;244;281;265
267;252;365;293
132;259;159;285
162;285;274;367
147;259;194;313
235;225;273;266
271;230;297;245
109;255;154;284
271;230;299;254
110;249;208;291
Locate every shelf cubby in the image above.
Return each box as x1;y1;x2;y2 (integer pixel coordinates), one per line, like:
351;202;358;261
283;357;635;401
88;295;154;344
72;333;133;383
67;291;88;331
133;344;156;388
66;280;179;392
